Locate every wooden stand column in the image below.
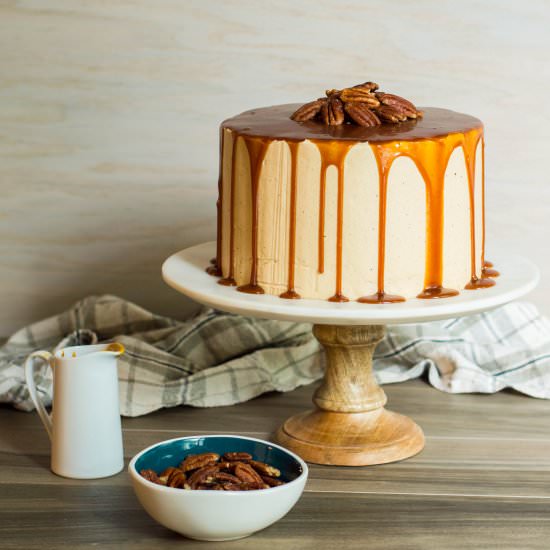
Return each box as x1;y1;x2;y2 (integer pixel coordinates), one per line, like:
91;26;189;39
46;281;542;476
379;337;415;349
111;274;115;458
275;324;425;466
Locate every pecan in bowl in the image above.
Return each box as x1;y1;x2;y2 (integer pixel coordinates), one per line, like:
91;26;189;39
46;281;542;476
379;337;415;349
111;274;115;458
128;435;307;541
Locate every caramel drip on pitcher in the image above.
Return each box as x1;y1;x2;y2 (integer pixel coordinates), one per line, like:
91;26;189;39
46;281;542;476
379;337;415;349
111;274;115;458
218;133;238;287
280;142;301;299
207;127;224;277
236;136;269;294
313;141;354;302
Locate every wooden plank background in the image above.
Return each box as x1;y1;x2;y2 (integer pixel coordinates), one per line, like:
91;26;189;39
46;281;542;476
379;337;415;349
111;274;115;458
1;0;549;335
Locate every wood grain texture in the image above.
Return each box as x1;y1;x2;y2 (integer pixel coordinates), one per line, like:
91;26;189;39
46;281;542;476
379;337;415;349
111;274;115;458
276;324;425;465
1;380;550;548
312;324;387;412
0;0;549;335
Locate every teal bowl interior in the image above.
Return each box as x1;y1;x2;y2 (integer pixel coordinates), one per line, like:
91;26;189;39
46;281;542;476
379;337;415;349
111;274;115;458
134;436;304;484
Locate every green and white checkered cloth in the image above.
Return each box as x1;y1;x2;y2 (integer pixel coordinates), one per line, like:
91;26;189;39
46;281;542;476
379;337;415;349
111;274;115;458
1;295;549;417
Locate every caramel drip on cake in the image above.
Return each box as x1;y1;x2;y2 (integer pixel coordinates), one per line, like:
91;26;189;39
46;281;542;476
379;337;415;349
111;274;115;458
481;138;486;271
313;141;354;302
359;127;485;302
218;134;238;286
358;146;405;304
463;131;495;290
207;128;224;277
280;142;301;299
412;138;459;300
479;142;499;279
236;136;269;294
318;159;327;274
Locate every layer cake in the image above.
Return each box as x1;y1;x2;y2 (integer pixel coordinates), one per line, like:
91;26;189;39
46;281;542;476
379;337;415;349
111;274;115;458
208;82;498;302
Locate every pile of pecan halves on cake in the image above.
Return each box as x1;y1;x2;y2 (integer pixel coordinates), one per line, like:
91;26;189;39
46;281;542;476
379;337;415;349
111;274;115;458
140;451;286;491
291;81;423;127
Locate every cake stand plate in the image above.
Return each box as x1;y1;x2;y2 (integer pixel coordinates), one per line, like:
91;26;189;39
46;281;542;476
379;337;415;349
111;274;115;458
162;242;539;466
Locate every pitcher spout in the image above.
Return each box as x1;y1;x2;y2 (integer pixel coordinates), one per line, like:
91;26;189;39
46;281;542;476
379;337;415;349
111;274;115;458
103;342;125;356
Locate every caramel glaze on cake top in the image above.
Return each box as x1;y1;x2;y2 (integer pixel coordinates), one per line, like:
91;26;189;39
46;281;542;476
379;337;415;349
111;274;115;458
210;105;498;303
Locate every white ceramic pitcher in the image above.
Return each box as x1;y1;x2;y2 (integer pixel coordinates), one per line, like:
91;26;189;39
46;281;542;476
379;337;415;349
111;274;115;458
25;343;125;479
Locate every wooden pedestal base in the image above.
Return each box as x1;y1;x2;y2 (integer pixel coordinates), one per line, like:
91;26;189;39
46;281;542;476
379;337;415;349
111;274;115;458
275;324;425;466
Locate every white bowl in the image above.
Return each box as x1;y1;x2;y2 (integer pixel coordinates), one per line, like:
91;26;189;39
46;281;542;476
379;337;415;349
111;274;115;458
128;434;308;541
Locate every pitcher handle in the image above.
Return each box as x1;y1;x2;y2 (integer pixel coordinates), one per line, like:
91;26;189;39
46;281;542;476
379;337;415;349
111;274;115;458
24;351;54;440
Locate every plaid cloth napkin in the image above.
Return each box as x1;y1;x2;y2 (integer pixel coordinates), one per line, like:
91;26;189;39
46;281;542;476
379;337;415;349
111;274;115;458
1;295;549;417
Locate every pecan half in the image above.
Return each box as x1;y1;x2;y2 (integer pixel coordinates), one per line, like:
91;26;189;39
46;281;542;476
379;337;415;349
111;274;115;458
353;81;379;92
375;92;419;117
217;461;236;471
327;96;345;125
140;469;161;485
208;471;241;484
166;469;187;488
223;481;267;491
344;102;381;127
222;482;245;491
374;104;408;123
158;466;179;485
290;99;325;122
320;99;329;124
248;460;281;478
223;452;253;462
234;462;264;485
180;452;220;473
339;87;380;107
261;475;285;487
187;465;220;489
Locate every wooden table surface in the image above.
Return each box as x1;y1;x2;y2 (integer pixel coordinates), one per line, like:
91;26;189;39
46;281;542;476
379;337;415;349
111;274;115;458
1;379;550;549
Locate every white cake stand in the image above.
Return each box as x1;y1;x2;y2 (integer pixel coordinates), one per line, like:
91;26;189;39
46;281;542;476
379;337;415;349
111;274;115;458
162;241;539;466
